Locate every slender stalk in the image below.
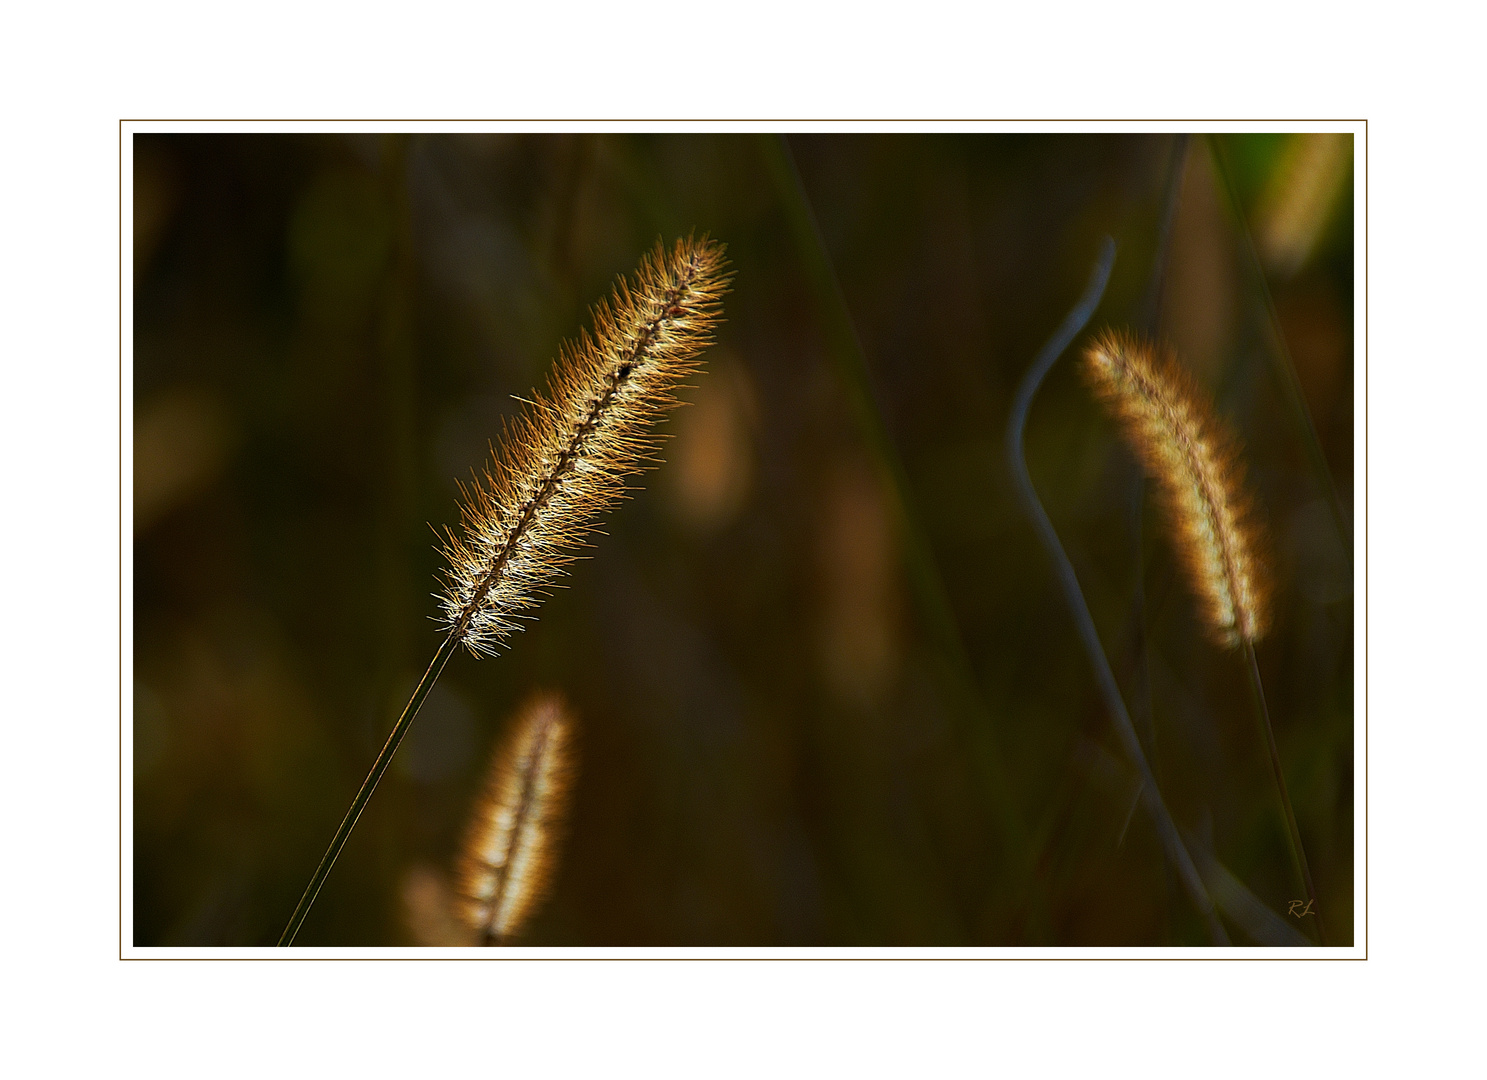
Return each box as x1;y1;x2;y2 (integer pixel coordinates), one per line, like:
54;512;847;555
1136;132;1189;940
1205;135;1352;561
1128;485;1169;939
1138;133;1189;335
1241;640;1327;945
758;134;1041;937
757;137;993;719
1007;236;1229;945
1132;134;1191;754
278;630;461;946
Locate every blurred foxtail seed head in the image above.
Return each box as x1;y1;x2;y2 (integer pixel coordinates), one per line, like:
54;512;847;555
1083;331;1269;647
455;692;576;944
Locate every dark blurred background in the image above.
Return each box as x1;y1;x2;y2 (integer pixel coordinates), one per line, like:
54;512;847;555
132;132;1354;946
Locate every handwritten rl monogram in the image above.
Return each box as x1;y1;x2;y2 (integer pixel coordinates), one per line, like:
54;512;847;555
1288;899;1316;918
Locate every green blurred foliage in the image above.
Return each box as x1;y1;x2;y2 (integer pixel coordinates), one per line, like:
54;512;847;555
133;133;1353;946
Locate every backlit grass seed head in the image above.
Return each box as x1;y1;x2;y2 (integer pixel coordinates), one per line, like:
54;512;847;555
456;692;576;944
1083;331;1268;647
438;236;730;656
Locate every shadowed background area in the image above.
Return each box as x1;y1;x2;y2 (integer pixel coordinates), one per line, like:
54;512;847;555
132;133;1354;946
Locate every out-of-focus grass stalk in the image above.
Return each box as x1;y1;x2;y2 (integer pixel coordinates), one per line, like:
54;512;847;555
1243;641;1327;944
1138;134;1190;335
1206;135;1352;559
1006;237;1229;945
1135;134;1189;939
757;134;1040;939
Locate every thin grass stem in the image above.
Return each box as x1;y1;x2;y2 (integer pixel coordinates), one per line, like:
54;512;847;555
1138;133;1190;335
1007;236;1229;945
1205;135;1352;561
278;630;461;946
1136;133;1189;940
1132;134;1191;754
759;134;1045;939
1241;639;1327;945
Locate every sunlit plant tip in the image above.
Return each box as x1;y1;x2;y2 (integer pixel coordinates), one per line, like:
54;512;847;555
1083;330;1268;647
456;692;576;944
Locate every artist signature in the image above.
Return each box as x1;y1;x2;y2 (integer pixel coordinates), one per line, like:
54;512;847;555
1288;899;1316;918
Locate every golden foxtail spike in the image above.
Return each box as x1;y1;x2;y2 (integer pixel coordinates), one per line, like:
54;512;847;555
439;236;730;655
278;238;726;947
1083;331;1269;646
456;692;576;944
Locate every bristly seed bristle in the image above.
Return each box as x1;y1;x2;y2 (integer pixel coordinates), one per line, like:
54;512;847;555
455;692;576;944
437;236;730;656
1082;331;1269;647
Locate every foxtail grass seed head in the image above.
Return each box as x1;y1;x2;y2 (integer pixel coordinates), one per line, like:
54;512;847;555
1083;331;1269;647
456;692;576;943
439;236;730;656
1256;133;1351;279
